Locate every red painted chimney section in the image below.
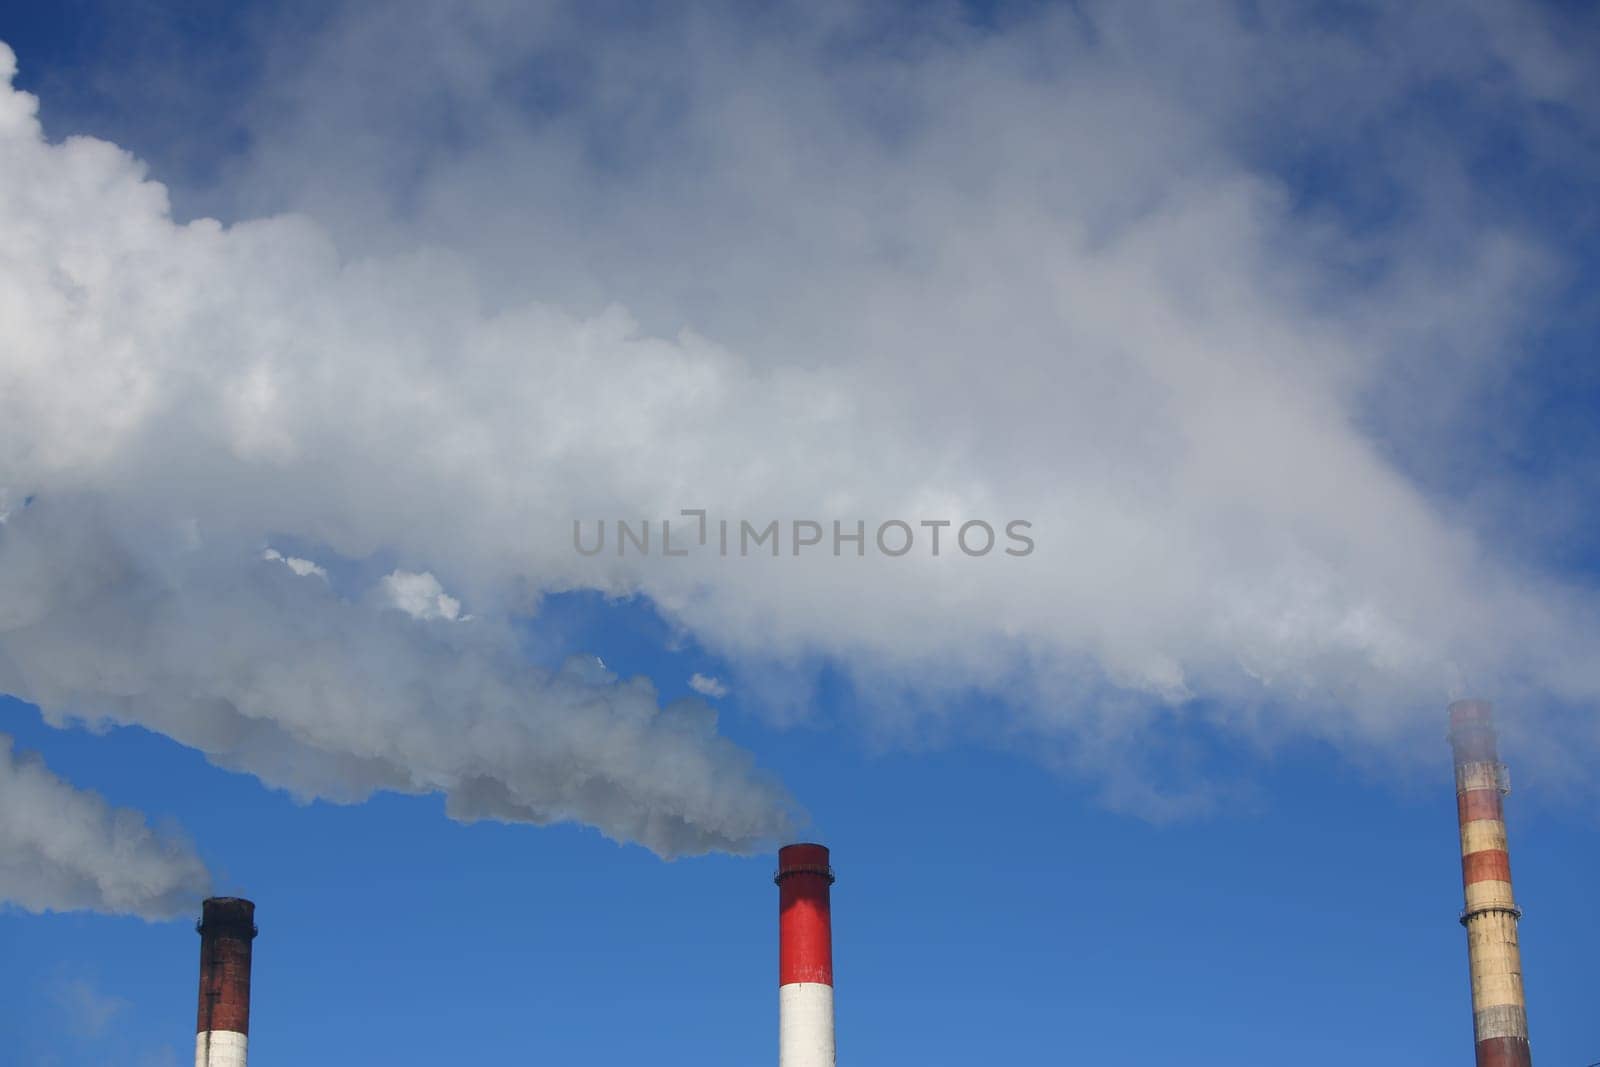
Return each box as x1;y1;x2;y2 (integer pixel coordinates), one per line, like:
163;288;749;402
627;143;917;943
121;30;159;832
196;897;256;1067
777;843;835;1067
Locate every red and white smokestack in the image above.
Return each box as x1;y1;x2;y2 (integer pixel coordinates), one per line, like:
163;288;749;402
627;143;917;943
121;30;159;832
1449;701;1532;1067
776;843;835;1067
195;897;256;1067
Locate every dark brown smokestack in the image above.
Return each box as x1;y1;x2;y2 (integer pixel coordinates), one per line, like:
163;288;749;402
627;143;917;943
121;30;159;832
1448;701;1532;1067
196;897;256;1067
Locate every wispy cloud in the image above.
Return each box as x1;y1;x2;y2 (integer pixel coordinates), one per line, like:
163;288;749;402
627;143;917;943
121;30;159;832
689;674;729;699
50;977;129;1037
262;547;327;579
381;569;464;622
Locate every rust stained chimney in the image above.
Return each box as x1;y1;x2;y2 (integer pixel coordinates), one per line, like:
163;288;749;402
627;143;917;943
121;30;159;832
196;897;256;1067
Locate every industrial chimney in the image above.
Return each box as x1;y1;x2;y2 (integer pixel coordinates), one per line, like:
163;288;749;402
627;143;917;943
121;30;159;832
776;843;835;1067
1449;700;1532;1067
195;897;257;1067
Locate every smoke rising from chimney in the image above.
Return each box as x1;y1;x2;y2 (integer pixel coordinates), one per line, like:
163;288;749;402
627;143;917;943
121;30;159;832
0;497;797;856
0;733;211;918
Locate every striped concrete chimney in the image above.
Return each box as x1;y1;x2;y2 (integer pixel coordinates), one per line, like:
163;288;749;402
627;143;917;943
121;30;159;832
195;897;256;1067
1449;700;1532;1067
776;843;835;1067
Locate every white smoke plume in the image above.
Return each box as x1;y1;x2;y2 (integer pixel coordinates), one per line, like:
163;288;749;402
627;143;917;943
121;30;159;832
0;496;796;855
0;733;211;918
0;0;1597;834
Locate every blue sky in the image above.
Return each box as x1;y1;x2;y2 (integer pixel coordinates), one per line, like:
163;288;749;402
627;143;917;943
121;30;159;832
3;598;1598;1064
2;1;1599;1064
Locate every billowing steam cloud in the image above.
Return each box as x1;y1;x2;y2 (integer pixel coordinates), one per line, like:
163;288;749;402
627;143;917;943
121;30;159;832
0;496;796;855
1;0;1598;864
0;733;211;918
0;38;798;868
